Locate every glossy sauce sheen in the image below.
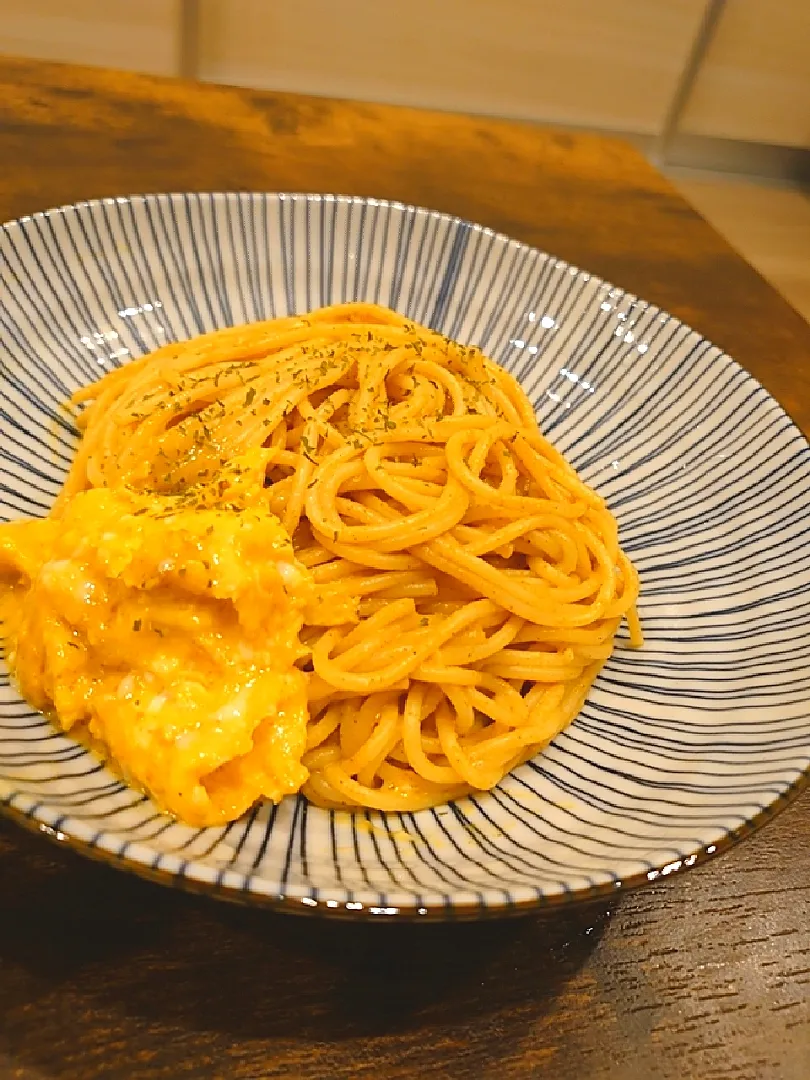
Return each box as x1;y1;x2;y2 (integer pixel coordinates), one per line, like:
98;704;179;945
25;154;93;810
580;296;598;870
0;451;313;826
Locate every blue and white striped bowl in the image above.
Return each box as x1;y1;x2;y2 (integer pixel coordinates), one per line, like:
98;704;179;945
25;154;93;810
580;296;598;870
2;193;809;919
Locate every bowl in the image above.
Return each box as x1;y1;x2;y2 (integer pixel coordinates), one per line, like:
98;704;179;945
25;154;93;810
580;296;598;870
1;192;809;919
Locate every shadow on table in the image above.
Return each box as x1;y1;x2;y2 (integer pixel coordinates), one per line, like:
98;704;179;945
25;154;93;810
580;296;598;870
2;826;613;1069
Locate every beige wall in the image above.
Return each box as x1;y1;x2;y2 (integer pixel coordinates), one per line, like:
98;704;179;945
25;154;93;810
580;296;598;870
0;0;182;77
679;0;810;148
196;0;707;136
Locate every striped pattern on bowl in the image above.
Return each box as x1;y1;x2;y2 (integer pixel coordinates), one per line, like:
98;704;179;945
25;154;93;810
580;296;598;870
1;193;809;919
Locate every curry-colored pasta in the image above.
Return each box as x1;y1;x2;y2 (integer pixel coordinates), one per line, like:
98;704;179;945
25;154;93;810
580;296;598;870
45;302;640;813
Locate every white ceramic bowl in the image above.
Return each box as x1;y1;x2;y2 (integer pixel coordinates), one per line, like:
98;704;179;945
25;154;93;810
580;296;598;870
1;193;809;919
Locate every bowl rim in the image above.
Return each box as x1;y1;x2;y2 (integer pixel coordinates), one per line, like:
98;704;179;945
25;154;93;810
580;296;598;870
3;765;809;921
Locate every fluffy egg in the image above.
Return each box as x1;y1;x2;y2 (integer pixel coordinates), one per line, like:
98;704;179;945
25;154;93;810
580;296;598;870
0;451;314;826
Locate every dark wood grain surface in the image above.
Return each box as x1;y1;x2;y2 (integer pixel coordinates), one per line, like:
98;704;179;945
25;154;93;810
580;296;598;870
1;57;809;1080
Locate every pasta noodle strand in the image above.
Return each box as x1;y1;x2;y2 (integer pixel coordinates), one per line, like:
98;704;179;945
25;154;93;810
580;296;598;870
58;302;642;811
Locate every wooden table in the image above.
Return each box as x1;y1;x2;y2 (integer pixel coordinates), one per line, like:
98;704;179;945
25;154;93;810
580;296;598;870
1;57;809;1080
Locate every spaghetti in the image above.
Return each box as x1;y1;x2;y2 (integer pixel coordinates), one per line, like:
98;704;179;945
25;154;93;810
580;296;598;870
57;302;641;812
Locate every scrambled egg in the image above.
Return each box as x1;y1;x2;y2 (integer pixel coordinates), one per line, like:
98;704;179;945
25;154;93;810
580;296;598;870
0;450;314;826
